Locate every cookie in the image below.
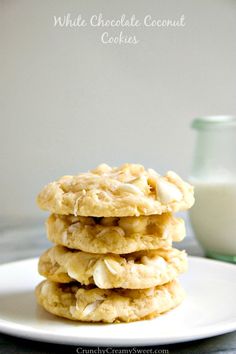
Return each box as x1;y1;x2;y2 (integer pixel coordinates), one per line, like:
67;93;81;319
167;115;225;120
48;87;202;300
35;279;185;323
37;163;194;217
38;245;187;289
46;213;186;254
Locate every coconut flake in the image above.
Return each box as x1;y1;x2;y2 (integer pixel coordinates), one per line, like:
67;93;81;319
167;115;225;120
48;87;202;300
148;168;160;176
62;231;68;244
87;258;96;269
73;191;86;216
93;261;108;288
117;183;142;195
82;300;103;317
67;264;78;280
70;305;76;316
68;222;81;233
104;259;119;275
146;287;155;296
97;227;125;238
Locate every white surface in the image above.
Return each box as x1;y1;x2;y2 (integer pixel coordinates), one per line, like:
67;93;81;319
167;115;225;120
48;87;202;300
1;0;236;217
0;257;236;346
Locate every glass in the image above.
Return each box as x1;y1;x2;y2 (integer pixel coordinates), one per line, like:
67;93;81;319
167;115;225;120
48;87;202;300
189;116;236;263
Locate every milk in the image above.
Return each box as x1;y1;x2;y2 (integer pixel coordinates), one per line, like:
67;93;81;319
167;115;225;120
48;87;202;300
189;180;236;256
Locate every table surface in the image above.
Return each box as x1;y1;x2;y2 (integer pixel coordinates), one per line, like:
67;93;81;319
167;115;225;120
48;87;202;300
0;217;235;354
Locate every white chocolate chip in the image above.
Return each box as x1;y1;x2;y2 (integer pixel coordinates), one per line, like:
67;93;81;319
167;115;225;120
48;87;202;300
161;288;172;301
156;178;182;204
41;282;50;296
141;255;166;270
119;217;146;233
162;226;170;239
151;257;167;270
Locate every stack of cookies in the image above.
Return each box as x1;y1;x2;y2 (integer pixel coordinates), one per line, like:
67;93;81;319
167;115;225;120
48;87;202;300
36;164;194;323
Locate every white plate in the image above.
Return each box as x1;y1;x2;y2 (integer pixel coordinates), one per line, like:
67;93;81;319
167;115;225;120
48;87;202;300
0;256;235;346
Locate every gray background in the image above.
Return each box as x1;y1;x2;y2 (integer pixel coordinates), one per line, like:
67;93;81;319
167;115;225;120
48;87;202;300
1;0;236;218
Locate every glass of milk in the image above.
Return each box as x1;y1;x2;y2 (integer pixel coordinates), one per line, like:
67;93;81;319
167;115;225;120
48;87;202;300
189;116;236;263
